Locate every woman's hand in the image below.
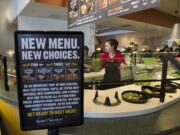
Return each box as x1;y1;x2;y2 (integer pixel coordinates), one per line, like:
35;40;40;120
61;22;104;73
84;64;91;69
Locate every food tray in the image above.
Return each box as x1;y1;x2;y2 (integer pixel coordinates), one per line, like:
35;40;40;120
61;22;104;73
141;86;161;98
121;90;148;104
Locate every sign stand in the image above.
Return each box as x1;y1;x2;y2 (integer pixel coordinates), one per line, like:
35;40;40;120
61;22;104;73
47;128;59;135
14;31;84;130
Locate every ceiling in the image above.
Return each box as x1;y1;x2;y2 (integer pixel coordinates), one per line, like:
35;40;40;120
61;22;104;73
0;0;179;20
95;0;180;38
95;16;171;38
95;0;179;38
156;0;180;17
3;0;179;24
18;0;179;38
33;0;180;17
19;0;180;19
20;2;67;20
0;0;179;53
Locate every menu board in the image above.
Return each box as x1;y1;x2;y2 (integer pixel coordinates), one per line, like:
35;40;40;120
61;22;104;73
14;31;84;130
68;0;160;28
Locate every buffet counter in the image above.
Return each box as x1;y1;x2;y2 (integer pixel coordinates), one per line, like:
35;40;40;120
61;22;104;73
84;62;165;83
84;83;180;118
66;80;179;135
0;80;179;135
84;69;105;82
59;101;180;135
84;65;135;82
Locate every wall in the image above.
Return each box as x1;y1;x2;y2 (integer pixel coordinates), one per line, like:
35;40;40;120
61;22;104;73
18;16;67;30
6;0;17;22
0;0;30;54
115;33;162;51
17;0;31;15
97;32;169;51
116;33;144;48
6;0;30;22
0;0;17;54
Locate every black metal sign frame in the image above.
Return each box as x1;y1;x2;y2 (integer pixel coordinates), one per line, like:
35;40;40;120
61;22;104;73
14;31;84;130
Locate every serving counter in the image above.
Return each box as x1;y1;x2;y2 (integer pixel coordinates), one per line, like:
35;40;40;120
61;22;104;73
84;62;165;83
84;83;180;118
68;80;179;135
59;101;180;135
0;81;180;135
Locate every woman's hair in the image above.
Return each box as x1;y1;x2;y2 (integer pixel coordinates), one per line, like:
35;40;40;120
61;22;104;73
106;39;119;51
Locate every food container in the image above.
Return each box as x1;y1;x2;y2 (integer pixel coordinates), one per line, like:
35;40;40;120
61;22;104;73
141;86;160;98
121;90;148;104
154;83;177;93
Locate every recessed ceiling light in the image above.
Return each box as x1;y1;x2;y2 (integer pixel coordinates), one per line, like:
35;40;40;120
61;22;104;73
8;50;14;56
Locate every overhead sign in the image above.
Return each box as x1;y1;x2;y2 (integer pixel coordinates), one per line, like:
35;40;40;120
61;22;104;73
68;0;160;28
14;31;84;130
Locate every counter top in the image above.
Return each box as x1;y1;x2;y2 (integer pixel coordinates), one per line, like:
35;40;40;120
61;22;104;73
84;84;180;118
84;69;105;79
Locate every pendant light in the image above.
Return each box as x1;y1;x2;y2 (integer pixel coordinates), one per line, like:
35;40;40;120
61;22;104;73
170;23;180;40
170;0;180;40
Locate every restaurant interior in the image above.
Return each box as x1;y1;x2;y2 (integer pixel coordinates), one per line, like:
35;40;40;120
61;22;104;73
0;0;180;135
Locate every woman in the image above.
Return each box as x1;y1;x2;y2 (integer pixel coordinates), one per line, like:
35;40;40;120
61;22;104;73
100;39;125;89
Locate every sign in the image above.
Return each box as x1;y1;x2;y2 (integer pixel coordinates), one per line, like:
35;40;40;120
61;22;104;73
14;31;84;130
68;0;160;28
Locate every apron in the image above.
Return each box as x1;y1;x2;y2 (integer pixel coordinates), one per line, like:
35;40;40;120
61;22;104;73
101;60;121;89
